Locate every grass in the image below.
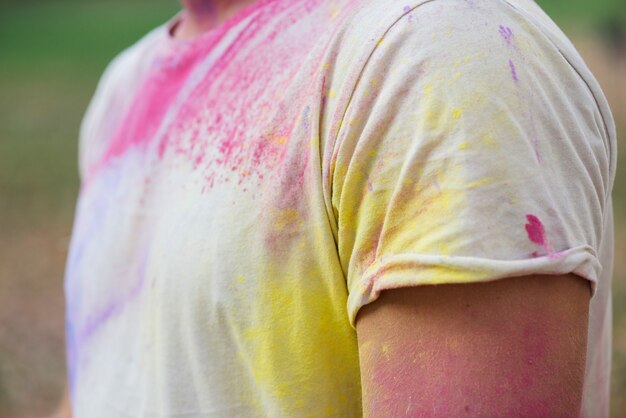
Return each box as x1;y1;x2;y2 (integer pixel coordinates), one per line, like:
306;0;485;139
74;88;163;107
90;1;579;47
0;1;180;78
0;0;624;416
539;0;626;28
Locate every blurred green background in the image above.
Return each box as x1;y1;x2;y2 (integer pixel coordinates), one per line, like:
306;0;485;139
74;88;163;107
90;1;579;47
0;0;624;416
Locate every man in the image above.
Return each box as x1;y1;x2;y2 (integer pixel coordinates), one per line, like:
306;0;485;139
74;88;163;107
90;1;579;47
57;0;616;416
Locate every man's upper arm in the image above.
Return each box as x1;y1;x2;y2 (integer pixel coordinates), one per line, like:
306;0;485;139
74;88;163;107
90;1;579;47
355;274;590;417
330;3;607;415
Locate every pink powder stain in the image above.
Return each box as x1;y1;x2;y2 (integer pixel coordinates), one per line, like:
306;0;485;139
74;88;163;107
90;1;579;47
84;0;285;185
85;60;196;184
162;0;326;188
525;214;560;258
83;0;369;202
524;214;545;246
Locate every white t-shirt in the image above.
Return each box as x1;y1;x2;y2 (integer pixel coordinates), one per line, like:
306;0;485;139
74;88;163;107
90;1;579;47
65;0;616;416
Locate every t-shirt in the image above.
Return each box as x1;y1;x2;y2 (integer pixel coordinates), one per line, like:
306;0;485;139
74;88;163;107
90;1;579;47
64;0;617;416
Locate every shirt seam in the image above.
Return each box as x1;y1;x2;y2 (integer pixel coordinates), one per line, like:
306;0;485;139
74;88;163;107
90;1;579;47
496;0;617;213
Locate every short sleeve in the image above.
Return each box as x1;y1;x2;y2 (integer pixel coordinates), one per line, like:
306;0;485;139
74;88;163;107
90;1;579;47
329;0;614;328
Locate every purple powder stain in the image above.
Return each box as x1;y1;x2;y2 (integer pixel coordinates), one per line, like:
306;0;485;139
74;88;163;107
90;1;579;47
402;5;414;22
77;253;149;346
508;59;518;82
499;25;514;45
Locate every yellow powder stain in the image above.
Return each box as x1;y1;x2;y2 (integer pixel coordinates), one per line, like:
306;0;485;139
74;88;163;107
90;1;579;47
328;89;336;99
336;117;344;133
377;37;384;46
482;132;498;148
452;108;463;119
273;208;302;230
467;178;491;189
457;141;469;150
381;343;391;360
241;268;361;416
370;162;464;260
454;72;462;79
452;55;472;67
236;275;247;285
420;263;493;285
438;242;452;255
348;115;361;127
422;99;446;129
411;350;428;363
273;136;288;145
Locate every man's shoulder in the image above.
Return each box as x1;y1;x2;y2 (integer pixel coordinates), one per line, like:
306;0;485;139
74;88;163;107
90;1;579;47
77;22;168;178
326;0;541;79
96;23;167;94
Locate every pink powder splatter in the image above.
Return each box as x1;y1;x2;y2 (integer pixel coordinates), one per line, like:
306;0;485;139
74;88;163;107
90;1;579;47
525;214;561;258
83;0;291;186
525;214;545;246
82;0;367;200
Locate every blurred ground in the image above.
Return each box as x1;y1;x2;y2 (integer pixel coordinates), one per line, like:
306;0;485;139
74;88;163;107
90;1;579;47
0;0;624;416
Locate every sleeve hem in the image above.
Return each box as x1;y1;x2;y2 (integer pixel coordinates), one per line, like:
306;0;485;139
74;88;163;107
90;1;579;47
347;245;600;329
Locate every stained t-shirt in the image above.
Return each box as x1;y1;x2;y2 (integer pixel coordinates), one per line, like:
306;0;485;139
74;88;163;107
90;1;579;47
64;0;616;416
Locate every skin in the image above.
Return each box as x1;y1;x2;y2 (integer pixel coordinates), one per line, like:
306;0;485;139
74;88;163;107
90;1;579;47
48;389;71;418
173;0;260;40
356;274;591;417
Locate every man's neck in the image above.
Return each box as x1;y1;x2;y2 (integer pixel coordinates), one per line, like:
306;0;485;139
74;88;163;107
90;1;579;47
175;0;259;40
